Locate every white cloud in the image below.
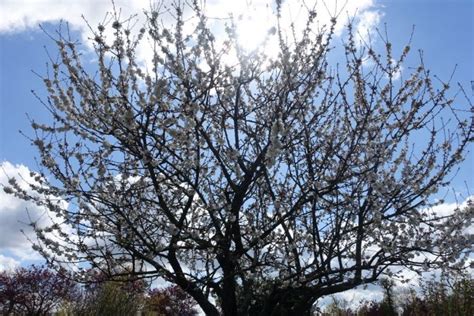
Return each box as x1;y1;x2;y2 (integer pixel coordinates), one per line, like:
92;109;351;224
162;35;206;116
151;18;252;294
316;283;384;310
0;1;381;32
0;0;383;57
0;254;20;272
431;198;468;217
0;161;51;263
355;9;383;44
204;0;382;51
0;0;152;34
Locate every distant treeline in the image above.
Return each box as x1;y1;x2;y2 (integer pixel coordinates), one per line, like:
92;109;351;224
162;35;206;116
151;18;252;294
317;274;473;316
0;265;198;316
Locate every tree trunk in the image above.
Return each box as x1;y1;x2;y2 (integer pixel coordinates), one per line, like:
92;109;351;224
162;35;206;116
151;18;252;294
245;290;315;316
221;262;238;316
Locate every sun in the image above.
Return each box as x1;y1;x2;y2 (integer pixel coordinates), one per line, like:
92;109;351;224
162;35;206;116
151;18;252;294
236;12;272;52
210;1;277;53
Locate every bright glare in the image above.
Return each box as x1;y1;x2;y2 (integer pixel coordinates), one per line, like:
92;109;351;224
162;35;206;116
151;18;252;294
236;12;272;52
205;1;277;53
208;0;382;55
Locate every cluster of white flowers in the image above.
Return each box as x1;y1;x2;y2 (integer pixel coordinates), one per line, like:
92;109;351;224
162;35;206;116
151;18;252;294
265;115;284;166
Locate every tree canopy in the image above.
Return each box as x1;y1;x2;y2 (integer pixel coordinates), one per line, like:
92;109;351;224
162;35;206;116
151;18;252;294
4;1;473;315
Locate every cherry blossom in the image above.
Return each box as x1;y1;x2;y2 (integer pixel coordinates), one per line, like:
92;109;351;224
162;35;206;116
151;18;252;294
3;2;473;315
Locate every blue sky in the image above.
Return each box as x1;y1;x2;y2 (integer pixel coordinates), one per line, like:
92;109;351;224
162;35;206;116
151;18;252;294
0;0;472;300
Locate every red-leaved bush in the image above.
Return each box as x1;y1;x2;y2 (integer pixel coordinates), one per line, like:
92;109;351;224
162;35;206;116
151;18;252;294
0;265;77;315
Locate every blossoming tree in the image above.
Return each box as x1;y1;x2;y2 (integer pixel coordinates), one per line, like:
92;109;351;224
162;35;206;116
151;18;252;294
5;1;473;315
